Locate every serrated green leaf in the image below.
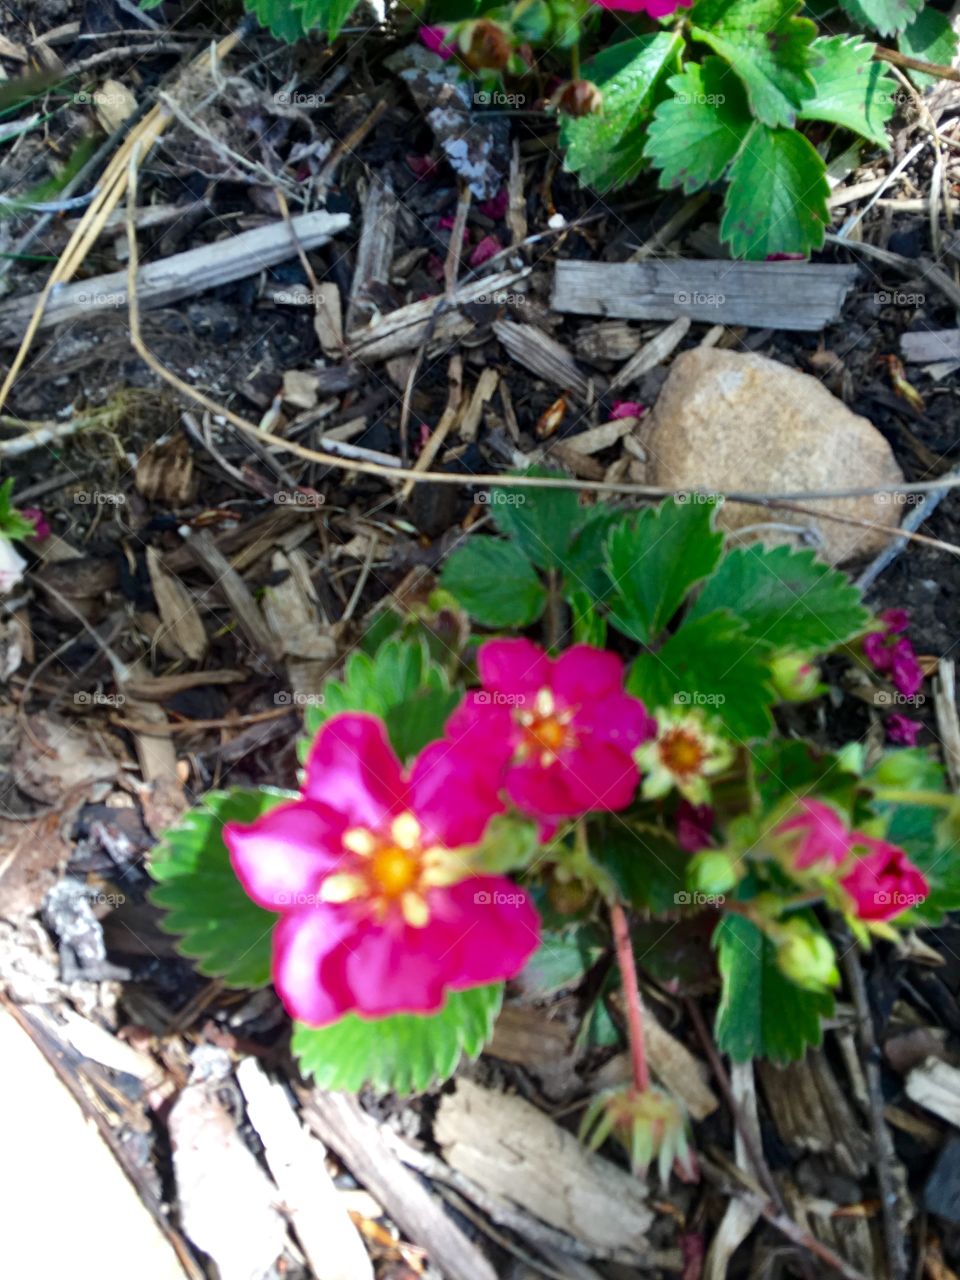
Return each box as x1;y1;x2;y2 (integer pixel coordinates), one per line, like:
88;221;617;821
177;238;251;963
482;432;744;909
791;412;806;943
245;0;307;40
884;800;960;924
441;538;546;628
563;508;623;602
714;914;833;1061
591;819;689;912
300;636;455;762
838;0;923;38
691;0;818;127
751;739;857;813
569;587;608;648
520;924;606;998
149;788;294;987
561;33;683;192
291;983;503;1093
645;58;753;194
687;544;869;652
605;497;724;644
628;611;775;739
899;8;960;86
490;469;583;570
721;123;830;259
798;36;896;147
290;0;358;37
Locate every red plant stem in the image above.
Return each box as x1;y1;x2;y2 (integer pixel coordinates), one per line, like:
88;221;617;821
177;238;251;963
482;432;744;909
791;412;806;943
610;901;649;1093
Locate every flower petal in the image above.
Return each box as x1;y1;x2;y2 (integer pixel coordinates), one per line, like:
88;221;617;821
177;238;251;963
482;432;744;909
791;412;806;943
272;906;361;1026
575;690;656;749
337;921;454;1018
225;800;347;910
560;742;641;812
409;739;506;847
552;644;624;706
477;638;550;698
303;713;406;829
437;877;540;987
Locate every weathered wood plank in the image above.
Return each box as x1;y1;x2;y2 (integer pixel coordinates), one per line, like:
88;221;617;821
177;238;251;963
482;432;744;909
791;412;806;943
551;259;860;332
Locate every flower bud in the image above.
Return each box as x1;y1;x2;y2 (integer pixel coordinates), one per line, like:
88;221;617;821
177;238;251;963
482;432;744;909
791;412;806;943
460;20;512;71
551;79;604;117
775;918;839;993
580;1084;696;1185
688;850;739;896
769;652;821;702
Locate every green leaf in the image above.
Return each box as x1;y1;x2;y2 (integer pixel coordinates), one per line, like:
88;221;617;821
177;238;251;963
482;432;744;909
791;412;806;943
149;789;294;987
605;497;724;644
645;58;753;194
520;925;606;998
441;538;546;628
245;0;307;40
561;33;683;191
291;983;503;1093
301;636;456;763
0;477;34;541
691;0;818;127
569;587;608;648
563;508;623;602
899;8;960;86
884;800;960;923
838;0;923;38
490;470;584;570
628;611;775;739
751;740;857;813
591;819;689;912
291;0;358;37
466;813;542;874
687;544;869;652
714;914;833;1061
721;123;830;259
798;36;896;147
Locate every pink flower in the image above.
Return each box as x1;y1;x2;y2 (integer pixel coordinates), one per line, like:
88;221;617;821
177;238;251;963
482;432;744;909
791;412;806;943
864;609;924;699
478;188;508;221
840;836;929;921
773;799;851;872
590;0;689;13
419;24;456;60
676;802;714;853
890;639;924;699
886;713;923;747
20;508;50;540
469;234;502;268
445;639;655;823
880;608;910;635
610;400;644;420
224;713;539;1026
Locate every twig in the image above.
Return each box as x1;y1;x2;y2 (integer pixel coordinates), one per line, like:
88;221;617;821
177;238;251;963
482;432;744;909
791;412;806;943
856;460;960;593
874;46;960;84
842;947;909;1280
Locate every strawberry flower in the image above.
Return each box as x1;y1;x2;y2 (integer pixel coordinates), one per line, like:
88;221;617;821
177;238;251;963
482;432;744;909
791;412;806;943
773;799;851;872
635;708;733;805
840;836;929;922
864;609;924;700
225;713;539;1027
444;639;655;823
590;0;691;15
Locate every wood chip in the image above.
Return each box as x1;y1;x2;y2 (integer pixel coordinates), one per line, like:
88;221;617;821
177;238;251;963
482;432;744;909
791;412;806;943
552;260;860;332
492;318;590;402
185;530;279;665
562;418;635;456
609;317;691;392
0;210;351;341
901;330;960;363
575;320;641;362
935;659;960;792
136;434;196;506
146;547;208;662
459;367;499;442
313;282;344;356
237;1058;373;1280
434;1078;653;1254
906;1057;960;1126
758;1051;870;1177
346;175;397;332
303;1090;498;1280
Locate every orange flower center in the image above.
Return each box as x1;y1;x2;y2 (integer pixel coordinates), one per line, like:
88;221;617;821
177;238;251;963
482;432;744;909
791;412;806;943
658;728;705;779
371;846;420;898
515;687;576;765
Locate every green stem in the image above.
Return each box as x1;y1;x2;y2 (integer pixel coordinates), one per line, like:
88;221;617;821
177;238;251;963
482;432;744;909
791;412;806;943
610;901;650;1093
570;41;580;81
873;788;955;809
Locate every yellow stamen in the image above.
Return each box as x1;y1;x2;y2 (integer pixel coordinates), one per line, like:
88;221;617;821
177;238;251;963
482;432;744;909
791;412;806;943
343;827;377;856
320;873;366;903
371;846;419;897
390;812;422;851
401;892;430;928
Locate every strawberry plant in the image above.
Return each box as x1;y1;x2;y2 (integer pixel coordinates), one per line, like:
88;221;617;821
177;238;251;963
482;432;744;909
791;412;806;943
151;480;959;1180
